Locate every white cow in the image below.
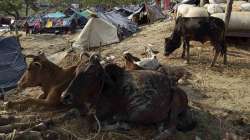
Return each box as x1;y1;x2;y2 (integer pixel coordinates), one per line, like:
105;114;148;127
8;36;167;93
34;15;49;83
183;7;209;17
176;4;195;17
177;5;209;17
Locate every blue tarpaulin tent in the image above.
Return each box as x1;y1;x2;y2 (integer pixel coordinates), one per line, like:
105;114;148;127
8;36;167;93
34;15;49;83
0;37;26;93
98;10;138;38
44;12;66;18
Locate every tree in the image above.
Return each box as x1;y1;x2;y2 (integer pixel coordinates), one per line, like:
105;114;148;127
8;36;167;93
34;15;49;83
0;0;23;19
24;0;34;16
0;0;37;19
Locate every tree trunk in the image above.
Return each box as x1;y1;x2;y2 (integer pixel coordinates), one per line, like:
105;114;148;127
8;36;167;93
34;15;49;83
224;0;233;33
26;4;29;17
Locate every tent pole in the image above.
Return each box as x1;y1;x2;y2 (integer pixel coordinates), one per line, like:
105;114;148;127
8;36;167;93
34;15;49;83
224;0;233;33
99;42;102;57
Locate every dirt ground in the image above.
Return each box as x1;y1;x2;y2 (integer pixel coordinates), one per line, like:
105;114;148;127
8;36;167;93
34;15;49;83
1;19;250;140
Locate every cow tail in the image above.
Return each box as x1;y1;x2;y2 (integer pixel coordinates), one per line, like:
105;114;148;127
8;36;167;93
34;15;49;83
221;27;227;57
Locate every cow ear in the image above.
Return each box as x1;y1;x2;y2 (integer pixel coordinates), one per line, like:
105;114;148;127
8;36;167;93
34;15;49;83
37;51;46;60
30;62;42;70
165;38;170;43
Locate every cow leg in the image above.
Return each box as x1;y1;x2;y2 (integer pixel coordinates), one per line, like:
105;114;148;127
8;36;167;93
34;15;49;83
211;48;220;67
153;88;188;140
183;39;190;64
223;53;227;65
153;104;178;140
223;43;227;65
6;98;58;110
181;40;186;59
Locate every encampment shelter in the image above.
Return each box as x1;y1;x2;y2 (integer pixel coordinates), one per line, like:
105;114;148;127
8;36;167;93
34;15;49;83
98;10;138;38
73;17;120;49
44;12;66;18
0;37;26;93
79;10;96;19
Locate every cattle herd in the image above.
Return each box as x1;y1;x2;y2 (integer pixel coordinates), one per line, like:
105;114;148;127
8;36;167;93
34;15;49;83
5;15;228;139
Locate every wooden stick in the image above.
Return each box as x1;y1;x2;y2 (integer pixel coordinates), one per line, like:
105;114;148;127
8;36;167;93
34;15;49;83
224;0;233;33
0;122;38;133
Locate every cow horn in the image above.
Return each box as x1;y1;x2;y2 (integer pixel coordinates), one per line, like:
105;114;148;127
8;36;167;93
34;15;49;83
33;62;42;68
80;52;90;60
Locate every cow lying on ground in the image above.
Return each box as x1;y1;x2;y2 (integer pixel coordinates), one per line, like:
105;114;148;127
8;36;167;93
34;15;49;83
123;52;191;85
123;52;160;70
164;17;227;67
6;52;89;109
61;54;196;139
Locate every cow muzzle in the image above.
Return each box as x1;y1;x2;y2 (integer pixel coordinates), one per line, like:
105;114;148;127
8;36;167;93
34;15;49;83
164;52;170;56
61;92;73;105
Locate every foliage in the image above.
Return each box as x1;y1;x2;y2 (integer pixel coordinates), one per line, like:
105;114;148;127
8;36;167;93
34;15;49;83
48;0;146;8
0;0;23;19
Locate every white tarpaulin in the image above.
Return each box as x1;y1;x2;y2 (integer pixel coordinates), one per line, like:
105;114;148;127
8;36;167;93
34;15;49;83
212;12;250;32
73;17;120;49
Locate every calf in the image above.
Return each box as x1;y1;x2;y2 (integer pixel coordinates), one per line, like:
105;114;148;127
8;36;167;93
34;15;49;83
164;16;227;66
6;52;87;109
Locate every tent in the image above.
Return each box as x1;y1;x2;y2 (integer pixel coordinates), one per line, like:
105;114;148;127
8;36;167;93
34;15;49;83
73;17;120;49
68;9;88;27
44;12;66;18
0;37;26;93
98;10;138;38
145;3;166;22
79;10;96;19
128;3;165;25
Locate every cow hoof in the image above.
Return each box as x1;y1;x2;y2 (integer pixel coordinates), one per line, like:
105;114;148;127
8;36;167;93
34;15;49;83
152;129;174;140
184;60;189;64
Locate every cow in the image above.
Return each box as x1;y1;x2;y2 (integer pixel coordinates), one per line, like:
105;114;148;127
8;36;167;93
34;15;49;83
182;7;209;17
123;52;191;85
176;4;195;17
164;16;227;67
6;52;89;109
123;52;160;71
61;54;196;139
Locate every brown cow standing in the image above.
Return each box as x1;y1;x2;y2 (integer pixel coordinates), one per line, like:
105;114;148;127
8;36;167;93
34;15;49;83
6;52;83;109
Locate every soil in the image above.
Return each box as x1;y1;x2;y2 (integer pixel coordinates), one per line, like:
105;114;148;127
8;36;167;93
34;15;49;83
1;19;250;140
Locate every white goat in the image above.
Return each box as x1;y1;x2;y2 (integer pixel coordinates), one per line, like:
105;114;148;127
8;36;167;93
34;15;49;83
123;47;160;70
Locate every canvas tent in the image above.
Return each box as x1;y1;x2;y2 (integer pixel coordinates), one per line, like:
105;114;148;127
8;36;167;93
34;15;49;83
0;37;26;93
129;3;165;25
98;10;138;38
80;10;96;19
145;3;166;22
73;17;119;49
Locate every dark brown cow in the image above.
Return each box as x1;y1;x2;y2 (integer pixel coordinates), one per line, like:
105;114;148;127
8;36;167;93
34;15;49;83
61;54;195;139
6;52;87;109
164;17;227;67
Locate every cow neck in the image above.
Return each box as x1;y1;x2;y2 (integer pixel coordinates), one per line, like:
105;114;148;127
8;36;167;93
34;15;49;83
41;65;75;93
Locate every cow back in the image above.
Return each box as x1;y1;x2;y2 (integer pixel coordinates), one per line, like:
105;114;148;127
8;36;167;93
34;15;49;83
176;17;225;43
